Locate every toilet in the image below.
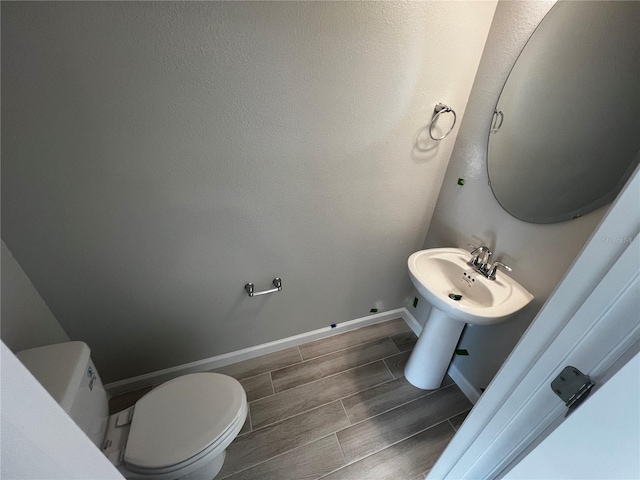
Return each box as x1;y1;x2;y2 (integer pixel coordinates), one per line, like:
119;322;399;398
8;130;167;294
16;341;247;480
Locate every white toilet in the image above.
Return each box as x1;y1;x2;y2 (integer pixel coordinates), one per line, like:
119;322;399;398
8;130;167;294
16;341;247;480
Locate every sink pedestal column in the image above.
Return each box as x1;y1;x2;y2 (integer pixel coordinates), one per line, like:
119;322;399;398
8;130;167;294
405;307;465;390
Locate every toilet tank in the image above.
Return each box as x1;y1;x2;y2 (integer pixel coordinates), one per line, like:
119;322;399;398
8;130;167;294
16;341;109;447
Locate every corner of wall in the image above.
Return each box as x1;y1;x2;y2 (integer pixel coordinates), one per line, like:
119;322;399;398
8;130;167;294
1;240;70;352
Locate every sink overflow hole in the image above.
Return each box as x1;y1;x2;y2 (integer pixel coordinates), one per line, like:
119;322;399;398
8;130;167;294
449;293;463;301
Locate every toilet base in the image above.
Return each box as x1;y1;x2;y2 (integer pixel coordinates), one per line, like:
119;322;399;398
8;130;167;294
182;451;225;480
118;451;225;480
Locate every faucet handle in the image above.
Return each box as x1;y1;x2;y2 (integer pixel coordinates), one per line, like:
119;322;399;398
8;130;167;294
467;244;482;266
488;261;512;280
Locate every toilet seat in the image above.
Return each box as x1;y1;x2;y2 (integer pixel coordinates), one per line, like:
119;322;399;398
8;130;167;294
123;372;247;474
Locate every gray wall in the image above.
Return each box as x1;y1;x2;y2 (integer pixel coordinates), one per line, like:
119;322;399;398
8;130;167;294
423;0;609;390
1;242;70;352
1;1;496;383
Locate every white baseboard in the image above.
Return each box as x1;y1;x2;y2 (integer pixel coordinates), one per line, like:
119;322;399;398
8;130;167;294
403;308;423;336
447;362;482;404
105;308;409;395
106;306;483;403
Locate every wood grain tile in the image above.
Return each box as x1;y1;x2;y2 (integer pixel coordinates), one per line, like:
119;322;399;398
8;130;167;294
223;434;346;480
299;318;409;360
441;374;455;388
383;351;411;378
340;376;431;424
219;401;350;478
240;373;274;402
251;361;393;430
448;408;471;431
336;385;471;463
324;421;454;480
108;386;153;415
213;347;302;381
390;331;418;352
272;337;399;393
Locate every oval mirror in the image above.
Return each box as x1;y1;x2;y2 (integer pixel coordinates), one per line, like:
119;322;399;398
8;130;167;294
487;1;640;223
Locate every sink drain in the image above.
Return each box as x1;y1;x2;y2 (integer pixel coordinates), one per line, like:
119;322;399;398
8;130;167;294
448;293;462;301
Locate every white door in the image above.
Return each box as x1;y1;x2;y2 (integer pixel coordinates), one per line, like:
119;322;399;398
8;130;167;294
503;352;640;479
428;166;640;479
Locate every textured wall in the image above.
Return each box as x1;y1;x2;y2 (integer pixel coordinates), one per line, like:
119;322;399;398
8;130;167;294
424;0;612;390
1;1;496;382
1;241;70;352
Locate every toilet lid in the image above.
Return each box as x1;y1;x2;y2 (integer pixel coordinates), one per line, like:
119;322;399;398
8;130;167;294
124;372;246;470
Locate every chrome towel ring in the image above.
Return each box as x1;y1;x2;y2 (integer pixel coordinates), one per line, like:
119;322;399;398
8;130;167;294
429;103;457;141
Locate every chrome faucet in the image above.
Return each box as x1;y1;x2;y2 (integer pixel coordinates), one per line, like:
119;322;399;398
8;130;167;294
467;244;512;280
468;244;492;269
487;261;512;280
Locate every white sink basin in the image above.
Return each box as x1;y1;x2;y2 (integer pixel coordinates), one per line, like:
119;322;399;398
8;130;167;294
404;247;534;390
408;247;533;325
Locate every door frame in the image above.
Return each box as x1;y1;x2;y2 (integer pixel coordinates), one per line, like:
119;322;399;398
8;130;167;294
428;166;640;479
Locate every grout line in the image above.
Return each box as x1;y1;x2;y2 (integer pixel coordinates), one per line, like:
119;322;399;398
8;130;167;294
318;419;452;480
238;372;276;403
448;419;457;432
317;438;351;480
339;375;398;402
295;329;408;364
216;345;307;382
382;349;411;361
267;343;400;396
339;385;453;429
223;433;340;479
249;356;391;402
246;326;447;430
237;371;269;383
301;319;411;361
388;334;402;353
248;366;395;431
247;398;348;433
246;320;409;389
382;358;396;379
445;407;472;432
296;345;303;362
268;371;275;396
334;432;348;465
274;335;400;373
339;398;352;425
250;364;456;431
339;417;456;471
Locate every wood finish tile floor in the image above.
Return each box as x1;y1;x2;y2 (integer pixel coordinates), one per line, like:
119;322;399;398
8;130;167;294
108;318;472;479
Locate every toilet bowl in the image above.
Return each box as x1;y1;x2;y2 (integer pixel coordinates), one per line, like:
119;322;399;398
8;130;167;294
16;342;247;480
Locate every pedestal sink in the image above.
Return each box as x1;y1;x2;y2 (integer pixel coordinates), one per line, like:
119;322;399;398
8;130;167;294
404;247;534;389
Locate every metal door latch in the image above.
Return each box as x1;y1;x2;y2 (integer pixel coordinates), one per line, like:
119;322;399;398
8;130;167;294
551;366;594;415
